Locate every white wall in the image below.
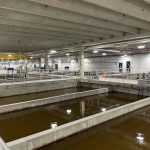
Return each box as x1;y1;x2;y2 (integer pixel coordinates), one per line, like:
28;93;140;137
53;53;150;73
4;53;149;74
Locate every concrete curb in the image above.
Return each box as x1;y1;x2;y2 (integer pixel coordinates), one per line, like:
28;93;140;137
0;88;108;114
7;96;150;150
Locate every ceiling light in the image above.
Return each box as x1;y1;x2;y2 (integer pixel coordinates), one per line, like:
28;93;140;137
137;45;145;49
50;50;57;54
106;50;120;53
93;50;98;53
8;54;12;57
66;53;70;56
121;54;127;58
30;57;33;59
102;53;107;56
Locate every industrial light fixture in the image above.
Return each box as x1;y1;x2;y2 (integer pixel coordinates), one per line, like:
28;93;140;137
8;54;12;57
137;45;145;49
30;57;33;59
66;53;70;56
102;53;107;56
93;50;98;53
121;54;127;58
50;50;57;54
51;122;58;129
106;50;120;53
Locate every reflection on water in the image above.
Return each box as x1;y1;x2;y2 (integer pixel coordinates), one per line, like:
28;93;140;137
0;86;92;105
136;133;144;145
0;92;145;142
39;106;150;150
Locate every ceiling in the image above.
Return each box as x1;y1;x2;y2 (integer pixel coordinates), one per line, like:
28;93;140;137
0;0;150;56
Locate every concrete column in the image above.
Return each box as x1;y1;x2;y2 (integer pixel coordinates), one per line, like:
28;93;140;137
24;59;28;73
79;46;84;78
45;51;49;72
39;58;41;70
80;101;85;117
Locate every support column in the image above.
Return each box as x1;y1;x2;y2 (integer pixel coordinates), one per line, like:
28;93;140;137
80;101;85;117
45;51;49;72
24;58;28;73
39;57;41;70
79;46;84;78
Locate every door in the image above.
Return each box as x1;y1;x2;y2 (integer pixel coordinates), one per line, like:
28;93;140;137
119;62;123;73
55;64;58;71
126;61;131;73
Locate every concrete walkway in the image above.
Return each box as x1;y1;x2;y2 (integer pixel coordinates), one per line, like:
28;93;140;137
99;77;138;85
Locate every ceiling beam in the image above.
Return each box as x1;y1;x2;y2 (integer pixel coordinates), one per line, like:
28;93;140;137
0;30;101;41
29;0;150;31
0;21;110;38
83;0;150;22
0;0;139;34
0;8;123;36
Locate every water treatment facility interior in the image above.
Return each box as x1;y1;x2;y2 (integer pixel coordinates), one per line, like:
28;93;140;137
0;0;150;150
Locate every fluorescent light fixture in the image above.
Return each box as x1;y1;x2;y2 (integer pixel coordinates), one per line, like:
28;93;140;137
102;53;106;56
101;108;107;112
66;53;70;56
8;54;12;56
66;109;72;115
121;54;127;58
106;50;120;53
137;45;145;49
50;50;57;54
51;122;58;129
93;50;98;53
30;57;33;59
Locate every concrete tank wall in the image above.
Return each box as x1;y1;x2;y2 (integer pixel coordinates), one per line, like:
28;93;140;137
0;88;108;114
7;96;150;150
0;78;78;97
79;79;150;96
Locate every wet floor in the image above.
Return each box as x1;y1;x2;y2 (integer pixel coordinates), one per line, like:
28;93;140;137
39;105;150;150
0;86;92;105
0;92;145;142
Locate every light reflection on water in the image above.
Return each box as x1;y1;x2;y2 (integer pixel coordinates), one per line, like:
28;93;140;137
136;133;144;145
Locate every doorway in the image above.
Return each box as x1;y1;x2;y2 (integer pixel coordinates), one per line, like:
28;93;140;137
119;62;123;73
126;61;131;73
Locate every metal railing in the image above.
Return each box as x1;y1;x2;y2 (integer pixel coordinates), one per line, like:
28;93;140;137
0;137;9;150
0;68;150;84
0;71;72;84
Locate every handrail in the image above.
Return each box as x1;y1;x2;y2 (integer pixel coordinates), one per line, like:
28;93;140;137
0;137;10;150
